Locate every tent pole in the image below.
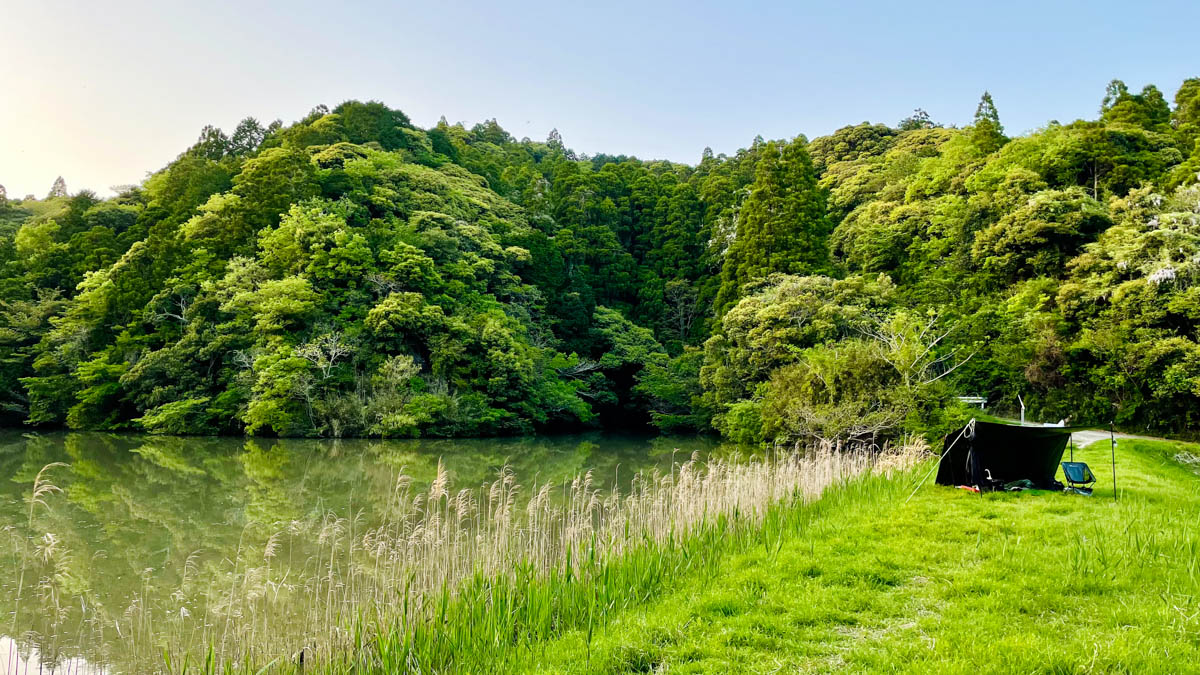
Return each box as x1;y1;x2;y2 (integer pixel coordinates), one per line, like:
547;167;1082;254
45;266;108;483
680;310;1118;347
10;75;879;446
904;418;974;504
1110;421;1117;501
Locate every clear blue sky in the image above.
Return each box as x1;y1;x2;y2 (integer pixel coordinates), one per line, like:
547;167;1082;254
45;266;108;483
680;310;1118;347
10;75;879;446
3;0;1198;198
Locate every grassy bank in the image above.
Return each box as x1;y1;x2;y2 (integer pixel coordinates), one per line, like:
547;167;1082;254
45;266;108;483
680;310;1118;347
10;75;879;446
517;438;1200;673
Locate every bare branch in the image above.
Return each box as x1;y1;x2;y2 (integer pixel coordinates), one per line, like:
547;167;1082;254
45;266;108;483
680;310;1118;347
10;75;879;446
297;331;356;380
557;360;601;379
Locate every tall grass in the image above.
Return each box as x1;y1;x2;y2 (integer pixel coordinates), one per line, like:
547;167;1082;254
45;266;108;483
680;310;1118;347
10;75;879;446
4;462;76;675
5;443;923;674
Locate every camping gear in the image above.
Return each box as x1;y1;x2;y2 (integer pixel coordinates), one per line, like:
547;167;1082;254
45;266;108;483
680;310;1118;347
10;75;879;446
1003;478;1037;491
935;421;1088;491
1061;461;1096;496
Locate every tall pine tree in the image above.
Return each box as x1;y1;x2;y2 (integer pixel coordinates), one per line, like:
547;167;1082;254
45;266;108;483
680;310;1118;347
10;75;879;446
47;176;67;198
714;138;829;315
971;92;1006;153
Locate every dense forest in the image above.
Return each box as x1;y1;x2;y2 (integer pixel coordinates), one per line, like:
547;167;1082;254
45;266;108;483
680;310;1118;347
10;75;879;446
2;78;1199;443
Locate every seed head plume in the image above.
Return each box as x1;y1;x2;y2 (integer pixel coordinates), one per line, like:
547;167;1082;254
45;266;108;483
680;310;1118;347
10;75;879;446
430;459;448;502
27;462;69;527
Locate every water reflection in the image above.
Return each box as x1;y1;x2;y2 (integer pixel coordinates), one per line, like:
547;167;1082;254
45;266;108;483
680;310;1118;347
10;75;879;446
0;431;724;673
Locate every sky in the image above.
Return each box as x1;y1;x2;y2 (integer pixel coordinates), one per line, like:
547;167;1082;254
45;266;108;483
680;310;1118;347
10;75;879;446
2;0;1199;198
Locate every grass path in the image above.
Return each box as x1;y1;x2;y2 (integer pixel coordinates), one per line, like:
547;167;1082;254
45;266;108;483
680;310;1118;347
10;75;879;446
519;438;1200;673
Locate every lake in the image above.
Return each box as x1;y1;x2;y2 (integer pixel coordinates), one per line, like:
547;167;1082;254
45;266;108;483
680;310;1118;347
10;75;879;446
0;430;728;674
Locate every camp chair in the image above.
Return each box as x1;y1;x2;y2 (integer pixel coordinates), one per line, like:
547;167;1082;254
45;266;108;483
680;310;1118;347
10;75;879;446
1061;461;1095;496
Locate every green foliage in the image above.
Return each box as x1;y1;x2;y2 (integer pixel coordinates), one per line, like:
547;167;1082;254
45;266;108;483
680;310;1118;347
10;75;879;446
704;274;961;444
702;274;896;416
584;306;669;424
715;138;830;314
635;349;709;433
970;187;1110;284
1101;79;1171;131
6;79;1200;440
332;100;412;150
135;397;215;434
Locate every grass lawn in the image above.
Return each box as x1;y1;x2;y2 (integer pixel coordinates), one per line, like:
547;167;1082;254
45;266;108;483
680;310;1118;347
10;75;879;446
517;438;1200;673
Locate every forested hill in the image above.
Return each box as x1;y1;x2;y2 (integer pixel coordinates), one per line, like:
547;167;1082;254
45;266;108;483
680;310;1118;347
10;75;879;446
1;80;1199;441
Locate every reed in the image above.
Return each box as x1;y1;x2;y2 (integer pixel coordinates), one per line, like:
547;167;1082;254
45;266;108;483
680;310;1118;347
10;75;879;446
6;443;924;674
6;462;71;675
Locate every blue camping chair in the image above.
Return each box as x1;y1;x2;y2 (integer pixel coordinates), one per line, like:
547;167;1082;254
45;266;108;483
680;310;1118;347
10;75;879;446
1061;461;1096;496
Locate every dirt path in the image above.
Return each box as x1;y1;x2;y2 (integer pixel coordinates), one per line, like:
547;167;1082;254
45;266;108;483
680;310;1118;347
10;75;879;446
1069;427;1170;447
1071;429;1120;446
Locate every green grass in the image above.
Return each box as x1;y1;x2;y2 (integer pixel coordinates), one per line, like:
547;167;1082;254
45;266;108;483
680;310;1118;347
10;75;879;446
515;438;1200;673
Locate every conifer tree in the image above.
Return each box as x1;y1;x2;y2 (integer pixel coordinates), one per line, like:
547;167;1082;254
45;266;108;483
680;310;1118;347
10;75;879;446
47;176;67;198
971;91;1006;153
714;138;830;315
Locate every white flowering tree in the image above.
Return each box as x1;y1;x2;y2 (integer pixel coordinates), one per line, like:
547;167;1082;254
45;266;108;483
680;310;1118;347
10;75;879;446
1052;180;1200;428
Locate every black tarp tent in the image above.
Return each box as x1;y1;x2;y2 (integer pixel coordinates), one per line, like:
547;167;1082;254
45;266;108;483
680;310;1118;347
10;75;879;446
935;421;1090;490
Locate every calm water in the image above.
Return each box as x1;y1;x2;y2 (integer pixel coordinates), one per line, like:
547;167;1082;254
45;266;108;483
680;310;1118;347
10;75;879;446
0;430;727;674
